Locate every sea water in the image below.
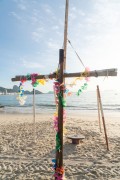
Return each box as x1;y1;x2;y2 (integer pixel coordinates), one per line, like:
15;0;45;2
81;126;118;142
0;90;120;116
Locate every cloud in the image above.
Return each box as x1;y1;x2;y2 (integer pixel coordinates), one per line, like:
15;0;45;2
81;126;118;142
20;58;44;69
85;0;120;33
71;0;120;48
70;6;85;19
69;12;77;21
32;27;44;42
32;31;42;42
65;0;120;75
13;0;27;10
41;4;53;15
31;16;38;23
10;11;22;20
18;3;26;10
47;39;60;51
52;25;59;30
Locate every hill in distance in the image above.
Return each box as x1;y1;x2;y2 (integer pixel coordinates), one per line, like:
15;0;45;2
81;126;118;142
0;85;43;94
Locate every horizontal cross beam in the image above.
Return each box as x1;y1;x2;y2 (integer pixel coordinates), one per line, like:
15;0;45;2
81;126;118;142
11;68;117;82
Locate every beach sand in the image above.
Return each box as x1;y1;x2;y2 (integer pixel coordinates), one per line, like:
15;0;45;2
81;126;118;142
0;112;120;179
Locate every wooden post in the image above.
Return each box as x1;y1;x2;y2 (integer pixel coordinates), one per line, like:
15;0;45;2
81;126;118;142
97;85;109;151
56;49;64;168
63;0;69;71
33;88;36;142
11;68;117;82
96;88;102;133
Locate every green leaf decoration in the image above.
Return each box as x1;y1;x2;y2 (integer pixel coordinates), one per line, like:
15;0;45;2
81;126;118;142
84;83;88;86
56;133;61;150
62;98;66;107
81;86;85;90
26;74;31;80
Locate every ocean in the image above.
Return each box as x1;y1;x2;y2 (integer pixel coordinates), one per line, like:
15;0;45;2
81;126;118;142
0;90;120;116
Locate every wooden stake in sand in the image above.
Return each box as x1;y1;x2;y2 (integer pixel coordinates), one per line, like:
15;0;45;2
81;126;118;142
97;88;102;133
97;85;109;151
33;88;36;142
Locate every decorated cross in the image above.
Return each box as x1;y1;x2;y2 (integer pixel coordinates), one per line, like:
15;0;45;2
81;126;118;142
11;0;117;179
11;52;117;178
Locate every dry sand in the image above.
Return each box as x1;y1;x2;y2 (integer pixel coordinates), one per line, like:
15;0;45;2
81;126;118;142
0;112;120;179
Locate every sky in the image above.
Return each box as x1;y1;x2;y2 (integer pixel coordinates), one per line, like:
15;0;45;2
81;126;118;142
0;0;120;93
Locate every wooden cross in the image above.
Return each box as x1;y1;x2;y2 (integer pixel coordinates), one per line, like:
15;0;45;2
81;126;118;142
11;51;117;168
11;0;117;177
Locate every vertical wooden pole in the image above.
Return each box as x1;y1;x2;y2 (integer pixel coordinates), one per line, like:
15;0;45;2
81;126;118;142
96;88;102;133
63;0;69;73
56;0;68;171
33;88;36;142
97;85;109;151
56;49;64;168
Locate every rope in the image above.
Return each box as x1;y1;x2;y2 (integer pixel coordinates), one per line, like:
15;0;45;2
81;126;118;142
68;39;86;68
103;70;109;81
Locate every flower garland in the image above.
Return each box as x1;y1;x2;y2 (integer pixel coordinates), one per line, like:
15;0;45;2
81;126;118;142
16;73;47;105
76;67;90;96
16;67;90;106
52;77;70;179
52;67;90;179
16;81;27;105
65;67;90;96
